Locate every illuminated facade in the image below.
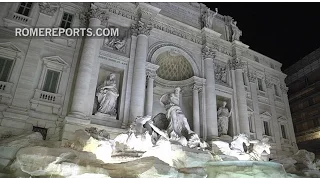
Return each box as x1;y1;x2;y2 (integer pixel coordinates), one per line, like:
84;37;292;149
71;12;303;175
0;2;297;158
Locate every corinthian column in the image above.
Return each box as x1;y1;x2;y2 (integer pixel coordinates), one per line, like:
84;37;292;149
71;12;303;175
192;84;201;135
69;5;107;119
202;46;218;140
229;57;250;134
145;70;156;116
129;21;152;121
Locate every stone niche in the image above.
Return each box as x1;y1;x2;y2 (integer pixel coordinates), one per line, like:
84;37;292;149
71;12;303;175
216;96;234;137
92;67;123;122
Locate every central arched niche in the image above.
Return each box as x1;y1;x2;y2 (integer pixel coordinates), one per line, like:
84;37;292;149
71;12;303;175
155;50;194;81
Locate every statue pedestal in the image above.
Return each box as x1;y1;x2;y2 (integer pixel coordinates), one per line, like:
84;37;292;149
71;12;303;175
94;112;117;120
219;135;233;143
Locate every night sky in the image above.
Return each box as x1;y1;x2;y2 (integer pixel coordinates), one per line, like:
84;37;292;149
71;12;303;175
203;2;320;70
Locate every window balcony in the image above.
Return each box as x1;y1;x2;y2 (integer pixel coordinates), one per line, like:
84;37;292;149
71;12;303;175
30;89;63;115
0;81;13;95
4;11;33;27
33;89;63;105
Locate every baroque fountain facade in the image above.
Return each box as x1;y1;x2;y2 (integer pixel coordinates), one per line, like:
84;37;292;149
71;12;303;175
0;2;318;178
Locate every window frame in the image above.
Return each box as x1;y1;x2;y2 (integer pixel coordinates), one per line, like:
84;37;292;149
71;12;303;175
42;69;61;93
38;56;69;95
0;57;15;82
16;2;33;17
263;120;271;136
59;12;74;29
257;78;264;91
280;124;287;139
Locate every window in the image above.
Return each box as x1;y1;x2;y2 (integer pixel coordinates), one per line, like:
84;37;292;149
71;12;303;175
249;116;254;133
274;84;279;96
0;57;14;82
263;121;270;136
17;2;33;17
258;78;264;91
43;69;60;93
281;125;287;139
254;56;259;62
242;72;247;86
60;12;73;29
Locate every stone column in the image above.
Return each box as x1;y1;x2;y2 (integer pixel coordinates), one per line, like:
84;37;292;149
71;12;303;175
129;21;152;121
69;5;107;119
230;58;250;134
248;70;263;139
192;84;201;135
145;70;156;116
281;84;299;153
266;78;281;150
202;46;218;140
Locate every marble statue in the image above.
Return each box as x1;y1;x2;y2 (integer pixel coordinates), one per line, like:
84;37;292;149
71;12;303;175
217;101;232;136
95;73;119;117
202;8;218;29
230;134;250;153
230;19;242;41
160;87;193;139
249;137;271;161
159;87;205;149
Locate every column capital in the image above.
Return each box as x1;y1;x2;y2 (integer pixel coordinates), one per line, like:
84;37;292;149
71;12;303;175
248;71;257;83
202;46;216;59
265;78;273;89
146;70;156;80
280;84;288;94
131;20;153;36
229;57;244;70
38;2;59;16
80;4;108;26
192;84;202;92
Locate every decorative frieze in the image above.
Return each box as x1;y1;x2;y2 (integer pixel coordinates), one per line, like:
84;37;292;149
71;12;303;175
202;46;215;59
153;21;202;44
39;3;59;16
131;20;153;36
229;57;244;70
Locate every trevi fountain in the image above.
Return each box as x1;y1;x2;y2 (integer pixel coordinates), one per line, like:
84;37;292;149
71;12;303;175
0;2;319;178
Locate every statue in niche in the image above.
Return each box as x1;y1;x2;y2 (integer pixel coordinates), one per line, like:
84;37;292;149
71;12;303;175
217;101;232;136
95;73;119;117
230;19;242;41
201;8;218;29
160;87;194;144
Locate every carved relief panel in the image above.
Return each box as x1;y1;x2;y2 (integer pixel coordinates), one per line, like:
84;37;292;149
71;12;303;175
102;25;130;56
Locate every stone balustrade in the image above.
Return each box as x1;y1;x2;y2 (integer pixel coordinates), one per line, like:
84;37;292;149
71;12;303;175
8;12;32;25
0;81;13;94
33;89;63;105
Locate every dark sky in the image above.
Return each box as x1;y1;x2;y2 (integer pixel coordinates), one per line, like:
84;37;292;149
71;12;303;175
203;2;320;70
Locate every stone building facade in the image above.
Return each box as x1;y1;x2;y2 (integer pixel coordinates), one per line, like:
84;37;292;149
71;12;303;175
0;2;297;158
284;47;320;155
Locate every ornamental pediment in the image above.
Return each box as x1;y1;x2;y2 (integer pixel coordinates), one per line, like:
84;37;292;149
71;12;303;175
0;42;22;53
42;56;69;67
260;111;272;119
